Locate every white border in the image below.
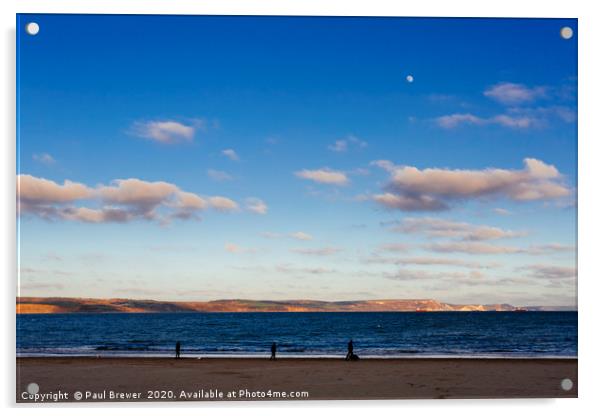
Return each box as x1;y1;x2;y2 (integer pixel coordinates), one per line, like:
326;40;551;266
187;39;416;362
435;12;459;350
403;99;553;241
3;1;602;415
5;0;589;17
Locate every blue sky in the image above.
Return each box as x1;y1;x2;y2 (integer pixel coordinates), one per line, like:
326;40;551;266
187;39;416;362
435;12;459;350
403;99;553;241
17;15;577;306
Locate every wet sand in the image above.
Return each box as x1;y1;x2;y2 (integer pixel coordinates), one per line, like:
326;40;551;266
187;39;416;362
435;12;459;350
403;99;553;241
16;357;577;402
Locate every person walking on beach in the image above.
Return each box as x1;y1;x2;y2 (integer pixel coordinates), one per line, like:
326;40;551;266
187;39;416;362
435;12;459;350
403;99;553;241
175;341;181;359
270;342;277;360
345;339;353;360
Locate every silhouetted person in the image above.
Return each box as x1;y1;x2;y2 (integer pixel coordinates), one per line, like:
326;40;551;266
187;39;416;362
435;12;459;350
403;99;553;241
345;339;353;360
270;342;277;360
175;341;181;359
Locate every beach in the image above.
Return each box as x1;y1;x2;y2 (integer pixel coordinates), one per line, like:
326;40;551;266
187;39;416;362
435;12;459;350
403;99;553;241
17;357;577;402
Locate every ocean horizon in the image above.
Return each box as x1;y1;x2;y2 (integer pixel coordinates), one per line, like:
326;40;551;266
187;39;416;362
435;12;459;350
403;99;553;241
17;311;577;359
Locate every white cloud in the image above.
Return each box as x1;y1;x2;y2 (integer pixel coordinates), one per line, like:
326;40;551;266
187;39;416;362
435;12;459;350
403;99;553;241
436;107;575;130
393;217;524;241
20;282;65;291
18;175;92;204
436;113;485;128
425;241;574;256
208;196;238;212
436;83;573;130
20;267;72;277
484;82;547;105
384;269;439;281
518;264;576;280
171;190;211;221
224;243;242;253
32;153;56;165
493;208;511;216
328;140;348;152
507;106;577;124
490;114;535;128
371;160;395;171
366;256;489;269
328;135;367;153
224;243;256;254
425;241;522;255
436;113;536;129
295;168;349;186
207;169;233;181
175;191;209;210
383;269;485;282
290;231;313;241
245;198;268;215
275;264;335;275
372;158;571;211
377;243;411;253
130;120;200;144
525;243;574;255
99;178;178;216
60;206;133;223
373;192;447;211
350;168;371;176
222;149;240;161
18;174;242;224
260;231;313;241
291;247;342;256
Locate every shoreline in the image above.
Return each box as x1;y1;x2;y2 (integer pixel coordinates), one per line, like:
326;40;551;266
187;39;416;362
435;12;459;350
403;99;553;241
17;356;578;401
17;353;578;360
16;310;578;315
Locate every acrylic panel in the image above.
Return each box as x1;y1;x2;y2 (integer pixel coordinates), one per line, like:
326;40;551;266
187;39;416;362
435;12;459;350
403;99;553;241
16;14;577;402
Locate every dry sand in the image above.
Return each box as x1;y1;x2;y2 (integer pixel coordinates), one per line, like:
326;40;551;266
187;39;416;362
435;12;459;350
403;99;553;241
16;357;577;402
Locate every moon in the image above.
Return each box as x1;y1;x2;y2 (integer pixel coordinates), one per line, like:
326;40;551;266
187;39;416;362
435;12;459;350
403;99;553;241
406;74;414;83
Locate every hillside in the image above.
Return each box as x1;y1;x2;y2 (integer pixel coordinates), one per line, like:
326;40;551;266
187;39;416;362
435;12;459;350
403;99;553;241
15;297;526;313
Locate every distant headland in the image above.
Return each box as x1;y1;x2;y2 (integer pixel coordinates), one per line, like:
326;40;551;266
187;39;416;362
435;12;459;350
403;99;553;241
15;297;575;314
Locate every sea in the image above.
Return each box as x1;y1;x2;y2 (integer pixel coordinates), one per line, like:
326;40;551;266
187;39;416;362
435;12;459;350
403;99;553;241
17;311;577;358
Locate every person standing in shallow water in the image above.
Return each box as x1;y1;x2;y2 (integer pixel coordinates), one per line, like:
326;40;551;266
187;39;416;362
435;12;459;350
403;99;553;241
175;341;181;359
270;342;277;360
345;339;353;360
